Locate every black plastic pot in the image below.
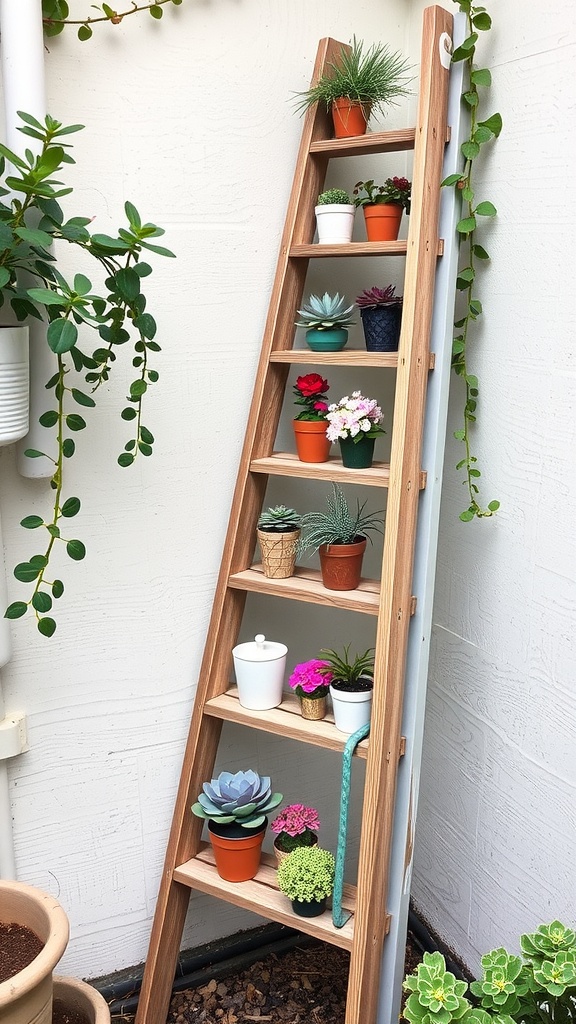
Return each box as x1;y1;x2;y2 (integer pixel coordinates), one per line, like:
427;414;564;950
291;898;326;918
360;305;402;352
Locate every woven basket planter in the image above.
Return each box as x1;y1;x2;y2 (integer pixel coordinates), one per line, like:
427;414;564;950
257;528;300;579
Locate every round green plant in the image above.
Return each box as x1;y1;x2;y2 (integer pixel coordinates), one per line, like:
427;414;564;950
317;189;351;206
277;846;335;903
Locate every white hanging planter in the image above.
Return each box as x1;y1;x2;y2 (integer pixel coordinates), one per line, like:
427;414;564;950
315;204;355;244
330;682;373;734
0;326;29;446
232;633;287;710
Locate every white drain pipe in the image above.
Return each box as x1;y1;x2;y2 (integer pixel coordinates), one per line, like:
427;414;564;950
0;0;46;878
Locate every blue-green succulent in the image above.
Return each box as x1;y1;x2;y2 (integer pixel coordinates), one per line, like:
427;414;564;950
192;770;282;829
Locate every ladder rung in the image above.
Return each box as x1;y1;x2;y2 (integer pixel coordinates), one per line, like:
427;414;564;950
229;565;380;615
269;350;436;369
174;846;357;951
204;688;370;758
289;240;444;258
309;127;417;157
250;453;427;490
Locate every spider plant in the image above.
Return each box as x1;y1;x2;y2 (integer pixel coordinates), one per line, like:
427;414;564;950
299;483;383;552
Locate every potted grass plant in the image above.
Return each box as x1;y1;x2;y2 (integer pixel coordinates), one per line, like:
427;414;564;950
356;285;403;352
314;189;355;243
299;483;383;591
353;177;412;241
192;770;283;882
291;372;332;463
321;645;374;734
294;37;412;139
257;505;301;579
287;658;333;720
325;390;385;468
270;803;320;865
277;846;335;918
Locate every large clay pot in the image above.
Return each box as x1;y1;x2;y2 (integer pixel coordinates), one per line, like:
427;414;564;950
293;419;331;463
331;98;370;138
0;880;69;1024
363;204;403;242
53;976;111;1024
208;820;267;882
319;538;367;591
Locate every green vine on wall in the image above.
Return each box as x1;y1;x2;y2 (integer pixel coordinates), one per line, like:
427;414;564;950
42;0;182;40
443;0;501;521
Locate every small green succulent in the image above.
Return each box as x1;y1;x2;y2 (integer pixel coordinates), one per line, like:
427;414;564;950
277;846;335;903
257;506;301;532
317;188;352;206
295;292;356;331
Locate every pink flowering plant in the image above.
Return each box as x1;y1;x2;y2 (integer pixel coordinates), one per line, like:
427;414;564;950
326;391;385;445
271;803;321;853
288;658;333;699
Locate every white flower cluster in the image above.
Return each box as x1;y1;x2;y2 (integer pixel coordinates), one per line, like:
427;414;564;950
325;391;383;442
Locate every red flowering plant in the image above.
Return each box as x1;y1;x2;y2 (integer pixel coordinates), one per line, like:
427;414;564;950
293;373;330;422
288;658;333;698
271;803;321;854
353;177;412;213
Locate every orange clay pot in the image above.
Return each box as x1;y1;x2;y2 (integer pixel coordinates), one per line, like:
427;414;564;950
293;419;331;463
208;823;266;882
319;537;367;591
331;98;370;138
363;204;403;242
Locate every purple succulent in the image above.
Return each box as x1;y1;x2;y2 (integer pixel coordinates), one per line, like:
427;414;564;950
356;285;403;309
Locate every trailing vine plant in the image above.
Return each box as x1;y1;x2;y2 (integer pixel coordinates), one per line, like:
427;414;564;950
2;113;174;637
42;0;182;40
442;0;502;521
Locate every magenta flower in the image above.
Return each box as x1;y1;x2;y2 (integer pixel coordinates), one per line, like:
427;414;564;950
288;658;333;698
271;803;321;837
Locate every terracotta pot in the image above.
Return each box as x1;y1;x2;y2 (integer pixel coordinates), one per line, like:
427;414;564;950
257;528;300;579
319;538;367;591
53;976;110;1024
331;98;370;138
363;204;403;242
208;820;266;882
0;879;70;1024
299;694;327;720
338;435;376;469
293;419;330;463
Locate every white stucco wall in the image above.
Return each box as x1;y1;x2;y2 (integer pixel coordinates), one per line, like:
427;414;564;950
0;0;574;985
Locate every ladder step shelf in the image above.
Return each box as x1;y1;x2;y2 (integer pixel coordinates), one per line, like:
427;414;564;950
250;453;427;489
268;351;436;368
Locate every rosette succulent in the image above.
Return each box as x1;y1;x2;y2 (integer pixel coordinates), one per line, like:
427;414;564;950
356;285;402;308
295;292;356;331
258;506;301;532
192;770;283;829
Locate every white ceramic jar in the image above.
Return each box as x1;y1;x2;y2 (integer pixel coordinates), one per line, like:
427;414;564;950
232;634;287;710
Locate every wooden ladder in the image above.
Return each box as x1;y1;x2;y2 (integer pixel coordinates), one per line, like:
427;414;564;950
136;7;453;1024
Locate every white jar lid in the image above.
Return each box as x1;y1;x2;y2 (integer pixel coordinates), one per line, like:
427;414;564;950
232;634;288;663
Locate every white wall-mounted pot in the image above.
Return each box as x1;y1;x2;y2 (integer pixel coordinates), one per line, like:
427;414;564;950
0;326;29;446
232;634;287;710
314;204;355;244
330;680;373;734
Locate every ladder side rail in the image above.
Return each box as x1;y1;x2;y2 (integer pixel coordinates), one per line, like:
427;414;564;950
346;8;453;1024
135;39;346;1024
376;15;468;1024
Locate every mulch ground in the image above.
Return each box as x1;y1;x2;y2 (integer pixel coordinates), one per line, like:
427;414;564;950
113;934;422;1024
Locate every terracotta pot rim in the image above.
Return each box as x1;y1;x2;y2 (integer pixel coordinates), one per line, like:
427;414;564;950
319;537;366;554
0;880;70;1007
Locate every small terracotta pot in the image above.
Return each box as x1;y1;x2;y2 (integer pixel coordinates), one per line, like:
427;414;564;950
331;98;370;138
293;419;330;463
208;821;266;882
299;694;327;720
53;976;111;1024
363;204;403;242
319;538;367;591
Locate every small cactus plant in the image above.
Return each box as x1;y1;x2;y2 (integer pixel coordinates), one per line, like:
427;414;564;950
192;770;283;829
295;292;355;330
317;188;351;205
258;506;301;532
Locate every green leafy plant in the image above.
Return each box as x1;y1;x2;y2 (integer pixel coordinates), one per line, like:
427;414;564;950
294;37;412;119
319;644;374;688
42;0;183;40
353;177;412;213
2;112;174;637
276;845;335;903
317;189;352;206
299;483;383;553
442;0;502;521
295;293;356;331
403;921;576;1024
257;506;301;532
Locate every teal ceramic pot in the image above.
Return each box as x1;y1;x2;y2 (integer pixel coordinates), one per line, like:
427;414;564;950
305;328;348;352
338;435;376;468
